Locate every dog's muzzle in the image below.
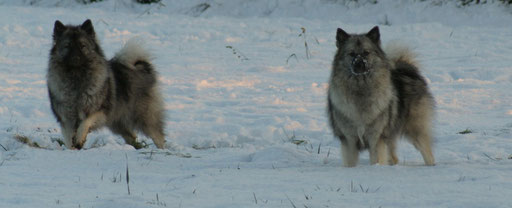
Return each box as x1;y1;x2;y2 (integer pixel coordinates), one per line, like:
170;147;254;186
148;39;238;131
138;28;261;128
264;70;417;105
350;55;370;76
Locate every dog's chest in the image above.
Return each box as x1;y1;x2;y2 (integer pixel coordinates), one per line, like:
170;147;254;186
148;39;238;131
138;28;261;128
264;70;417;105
329;83;392;125
48;67;108;112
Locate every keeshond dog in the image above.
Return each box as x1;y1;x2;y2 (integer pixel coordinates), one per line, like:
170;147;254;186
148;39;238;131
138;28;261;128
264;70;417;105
47;19;166;149
327;26;435;167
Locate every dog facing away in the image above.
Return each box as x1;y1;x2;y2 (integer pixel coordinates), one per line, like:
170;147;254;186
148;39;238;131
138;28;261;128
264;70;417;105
327;26;435;167
47;19;166;149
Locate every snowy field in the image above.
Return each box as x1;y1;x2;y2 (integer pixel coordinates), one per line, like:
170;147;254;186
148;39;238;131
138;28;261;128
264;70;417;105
1;0;512;207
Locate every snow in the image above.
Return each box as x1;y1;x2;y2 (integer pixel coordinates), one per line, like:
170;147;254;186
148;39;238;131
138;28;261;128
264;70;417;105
1;0;512;207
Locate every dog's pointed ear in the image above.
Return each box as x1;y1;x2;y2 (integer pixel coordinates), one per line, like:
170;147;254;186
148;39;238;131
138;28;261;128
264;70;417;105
81;19;95;36
366;26;380;45
53;20;66;38
336;28;350;48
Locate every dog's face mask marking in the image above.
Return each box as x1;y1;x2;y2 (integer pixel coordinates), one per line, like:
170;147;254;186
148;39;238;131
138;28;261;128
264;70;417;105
340;41;375;76
335;26;382;77
349;51;370;75
52;20;98;68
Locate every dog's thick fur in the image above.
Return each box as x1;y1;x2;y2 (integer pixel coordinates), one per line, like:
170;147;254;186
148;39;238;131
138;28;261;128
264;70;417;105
47;19;166;149
327;26;435;167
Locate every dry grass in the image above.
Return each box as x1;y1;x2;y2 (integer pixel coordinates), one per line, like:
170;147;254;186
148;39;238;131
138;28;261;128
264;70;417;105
14;134;40;148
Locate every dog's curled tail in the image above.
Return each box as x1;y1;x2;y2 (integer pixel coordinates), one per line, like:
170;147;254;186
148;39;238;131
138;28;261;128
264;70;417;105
384;41;419;68
112;37;154;71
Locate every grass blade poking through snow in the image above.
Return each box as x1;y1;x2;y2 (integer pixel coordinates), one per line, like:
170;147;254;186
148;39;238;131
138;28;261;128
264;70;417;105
253;192;257;204
458;128;473;134
286;194;297;208
125;153;131;195
286;53;298;64
299;27;311;59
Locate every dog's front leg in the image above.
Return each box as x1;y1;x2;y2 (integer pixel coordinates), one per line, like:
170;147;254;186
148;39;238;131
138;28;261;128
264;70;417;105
74;111;107;149
369;137;388;165
60;122;76;149
341;138;360;167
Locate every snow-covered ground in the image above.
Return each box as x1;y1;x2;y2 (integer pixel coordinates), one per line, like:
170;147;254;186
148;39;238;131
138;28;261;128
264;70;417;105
1;0;511;207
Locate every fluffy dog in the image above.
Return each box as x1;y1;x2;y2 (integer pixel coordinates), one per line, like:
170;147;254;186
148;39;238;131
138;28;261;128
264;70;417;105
47;19;166;149
327;26;435;167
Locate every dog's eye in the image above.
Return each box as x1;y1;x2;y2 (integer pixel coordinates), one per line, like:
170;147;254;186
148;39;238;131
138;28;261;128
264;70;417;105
348;52;356;57
362;51;369;57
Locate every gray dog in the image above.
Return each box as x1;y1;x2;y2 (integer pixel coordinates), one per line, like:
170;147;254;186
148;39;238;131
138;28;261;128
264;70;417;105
47;19;166;149
327;26;435;167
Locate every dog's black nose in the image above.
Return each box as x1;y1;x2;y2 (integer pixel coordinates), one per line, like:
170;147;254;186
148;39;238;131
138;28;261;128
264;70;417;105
354;59;365;69
351;57;369;75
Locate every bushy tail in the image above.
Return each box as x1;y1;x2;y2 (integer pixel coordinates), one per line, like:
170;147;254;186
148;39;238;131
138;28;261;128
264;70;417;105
112;37;154;70
384;41;419;68
109;38;166;149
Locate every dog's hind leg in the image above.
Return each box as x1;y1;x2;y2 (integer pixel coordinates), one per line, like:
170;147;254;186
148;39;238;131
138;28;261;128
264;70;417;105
110;122;146;149
405;122;435;166
408;131;435;166
139;107;166;149
74;111;107;149
120;129;144;149
142;124;165;149
404;100;435;166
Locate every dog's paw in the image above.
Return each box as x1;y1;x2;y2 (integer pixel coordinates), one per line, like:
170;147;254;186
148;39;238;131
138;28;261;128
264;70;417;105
72;140;84;150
